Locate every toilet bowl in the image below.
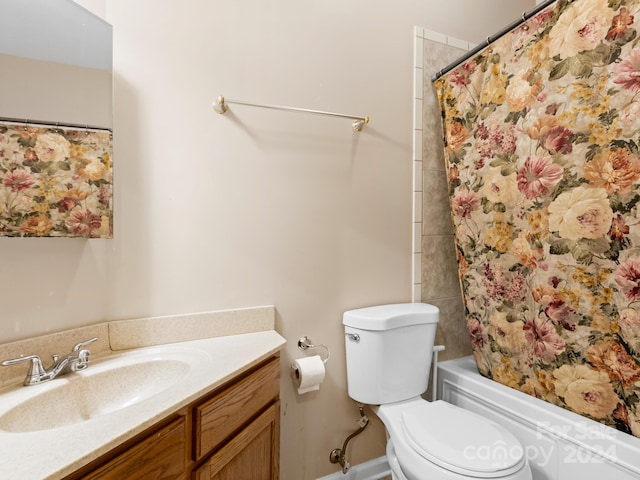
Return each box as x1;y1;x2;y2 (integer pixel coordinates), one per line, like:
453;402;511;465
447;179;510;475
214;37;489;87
342;304;531;480
374;398;530;480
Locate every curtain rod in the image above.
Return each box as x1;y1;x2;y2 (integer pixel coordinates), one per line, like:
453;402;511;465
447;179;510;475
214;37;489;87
431;0;558;82
213;95;370;132
0;116;112;133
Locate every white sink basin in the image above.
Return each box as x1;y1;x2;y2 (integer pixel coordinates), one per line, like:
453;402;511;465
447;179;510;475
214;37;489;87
0;347;207;433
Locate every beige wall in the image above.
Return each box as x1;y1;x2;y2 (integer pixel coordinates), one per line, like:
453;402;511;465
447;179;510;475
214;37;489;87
1;1;533;478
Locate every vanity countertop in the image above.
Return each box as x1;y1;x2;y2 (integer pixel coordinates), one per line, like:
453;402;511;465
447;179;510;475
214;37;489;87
0;326;285;480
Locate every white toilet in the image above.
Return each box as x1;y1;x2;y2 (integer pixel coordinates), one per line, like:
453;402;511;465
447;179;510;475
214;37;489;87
343;303;532;480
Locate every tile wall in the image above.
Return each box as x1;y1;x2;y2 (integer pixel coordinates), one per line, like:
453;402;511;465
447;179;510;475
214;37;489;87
412;28;473;361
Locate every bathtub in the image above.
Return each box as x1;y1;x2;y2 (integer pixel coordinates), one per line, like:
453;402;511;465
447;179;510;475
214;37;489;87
437;357;640;480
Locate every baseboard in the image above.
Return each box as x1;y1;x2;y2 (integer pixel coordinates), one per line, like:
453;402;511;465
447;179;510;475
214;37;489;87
316;455;391;480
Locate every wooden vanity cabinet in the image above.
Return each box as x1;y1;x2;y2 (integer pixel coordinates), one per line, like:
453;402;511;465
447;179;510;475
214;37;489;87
79;417;187;480
193;403;279;480
64;355;280;480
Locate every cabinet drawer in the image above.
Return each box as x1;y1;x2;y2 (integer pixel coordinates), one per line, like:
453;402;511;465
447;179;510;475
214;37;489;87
194;402;279;480
194;357;279;461
82;417;186;480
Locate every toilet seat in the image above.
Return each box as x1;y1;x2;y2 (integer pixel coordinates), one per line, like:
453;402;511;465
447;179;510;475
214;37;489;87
376;399;528;480
401;401;525;477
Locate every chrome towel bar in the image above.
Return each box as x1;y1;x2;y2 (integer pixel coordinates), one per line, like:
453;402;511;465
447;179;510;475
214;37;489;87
213;95;369;132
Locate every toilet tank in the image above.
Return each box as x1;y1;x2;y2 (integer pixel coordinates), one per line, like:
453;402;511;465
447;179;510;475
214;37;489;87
343;303;439;405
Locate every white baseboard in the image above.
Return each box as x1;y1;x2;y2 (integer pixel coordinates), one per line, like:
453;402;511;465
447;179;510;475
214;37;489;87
316;456;391;480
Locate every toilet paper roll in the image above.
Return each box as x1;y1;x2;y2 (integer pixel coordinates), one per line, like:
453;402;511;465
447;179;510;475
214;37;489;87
292;355;325;395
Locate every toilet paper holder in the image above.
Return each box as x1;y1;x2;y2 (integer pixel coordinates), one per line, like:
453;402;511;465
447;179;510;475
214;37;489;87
297;336;330;364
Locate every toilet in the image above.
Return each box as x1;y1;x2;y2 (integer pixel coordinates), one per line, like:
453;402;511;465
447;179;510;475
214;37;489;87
343;303;532;480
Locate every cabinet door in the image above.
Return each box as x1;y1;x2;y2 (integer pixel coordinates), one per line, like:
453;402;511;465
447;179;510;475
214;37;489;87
195;357;280;460
82;417;186;480
194;402;279;480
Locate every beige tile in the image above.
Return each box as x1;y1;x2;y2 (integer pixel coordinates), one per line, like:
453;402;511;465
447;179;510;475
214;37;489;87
422;99;446;172
423;38;467;82
422;168;453;236
421;234;460;300
427;296;471;362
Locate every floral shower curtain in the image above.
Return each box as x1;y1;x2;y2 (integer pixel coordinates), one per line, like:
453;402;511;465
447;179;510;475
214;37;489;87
435;0;640;437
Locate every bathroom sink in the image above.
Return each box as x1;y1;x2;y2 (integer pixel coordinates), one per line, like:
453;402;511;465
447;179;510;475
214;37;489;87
0;347;206;433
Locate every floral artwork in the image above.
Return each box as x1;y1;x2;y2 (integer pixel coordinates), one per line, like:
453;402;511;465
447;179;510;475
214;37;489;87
0;123;112;238
434;0;640;437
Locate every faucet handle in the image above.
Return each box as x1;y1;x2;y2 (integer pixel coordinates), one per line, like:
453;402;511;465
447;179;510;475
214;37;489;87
1;355;47;379
72;337;98;352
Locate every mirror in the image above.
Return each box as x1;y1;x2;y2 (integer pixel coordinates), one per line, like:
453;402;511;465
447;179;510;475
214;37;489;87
0;0;112;129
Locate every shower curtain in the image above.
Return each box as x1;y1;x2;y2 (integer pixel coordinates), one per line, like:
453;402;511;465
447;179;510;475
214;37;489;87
434;0;640;437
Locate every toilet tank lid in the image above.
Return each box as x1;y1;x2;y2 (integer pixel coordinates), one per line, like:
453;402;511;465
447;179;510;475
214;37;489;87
343;303;439;330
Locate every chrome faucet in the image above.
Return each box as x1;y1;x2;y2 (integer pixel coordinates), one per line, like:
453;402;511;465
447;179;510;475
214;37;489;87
1;337;98;386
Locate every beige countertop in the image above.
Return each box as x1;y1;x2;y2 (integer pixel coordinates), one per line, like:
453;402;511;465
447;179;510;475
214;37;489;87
0;307;285;480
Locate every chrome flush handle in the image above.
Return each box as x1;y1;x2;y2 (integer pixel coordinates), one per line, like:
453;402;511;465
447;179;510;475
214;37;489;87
345;333;360;342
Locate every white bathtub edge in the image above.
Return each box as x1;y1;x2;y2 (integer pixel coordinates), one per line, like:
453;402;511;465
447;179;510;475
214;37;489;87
438;356;640;480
